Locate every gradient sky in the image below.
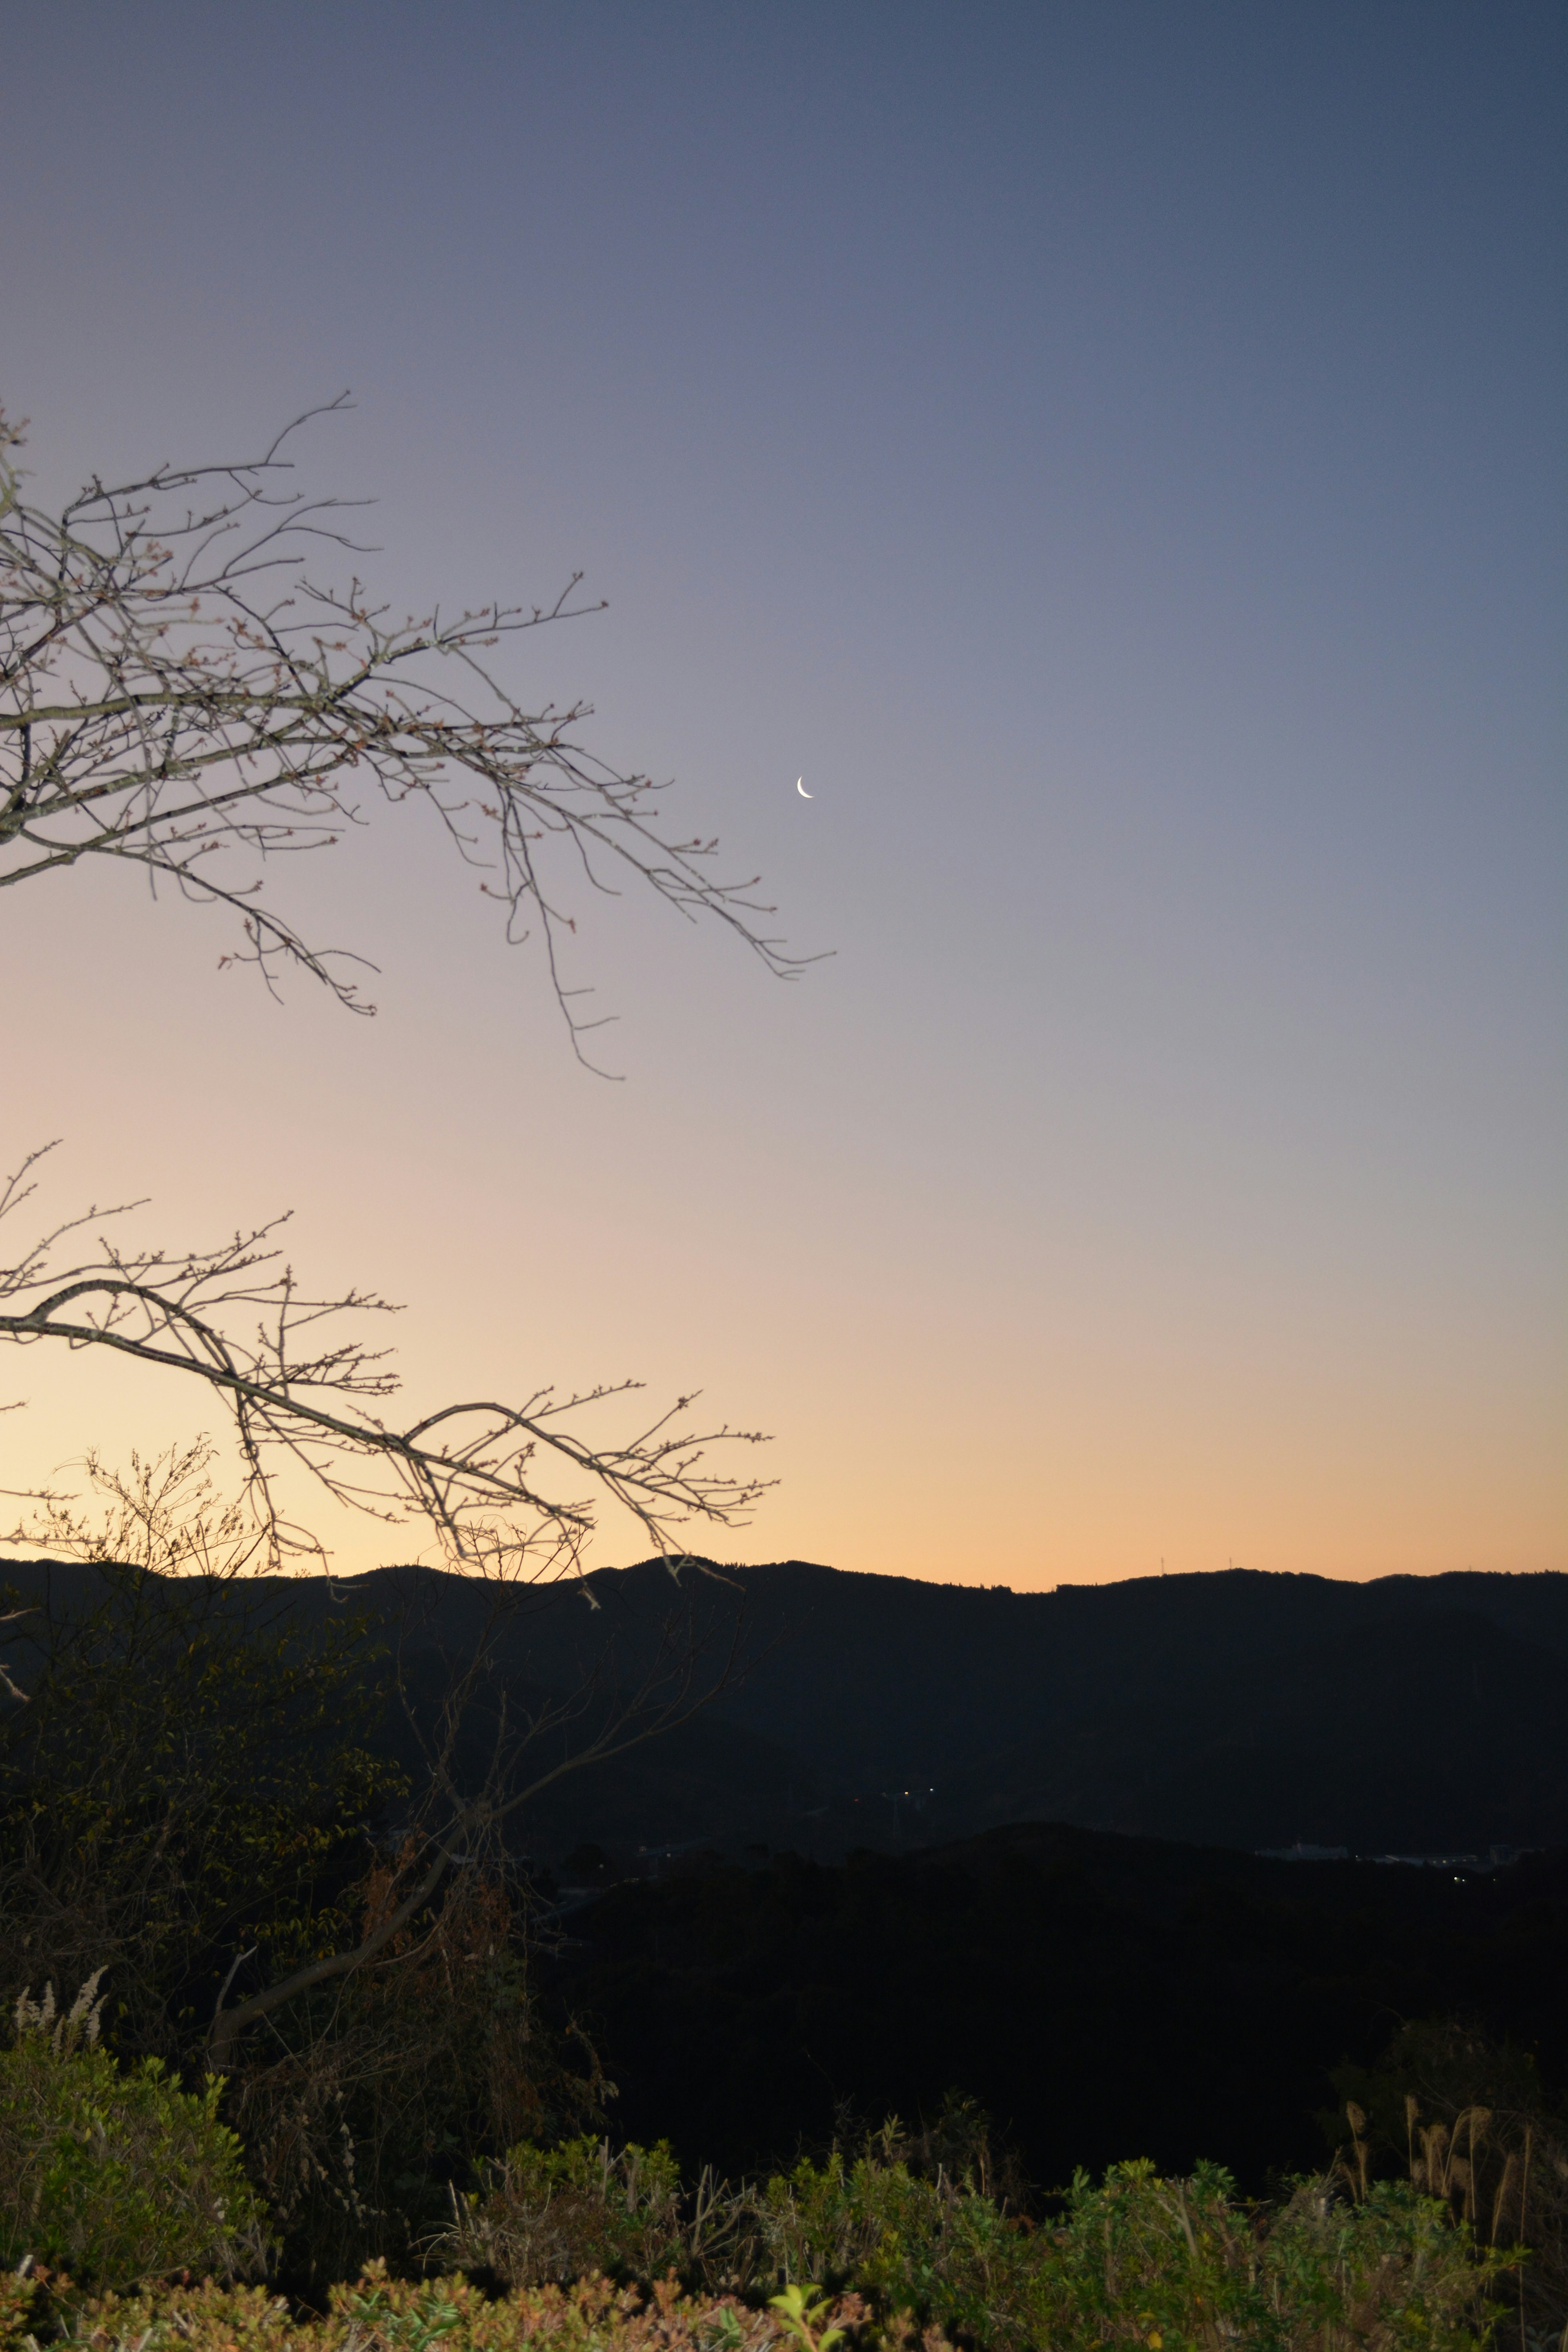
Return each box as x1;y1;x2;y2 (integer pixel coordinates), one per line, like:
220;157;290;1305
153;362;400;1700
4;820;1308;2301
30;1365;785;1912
2;2;1563;1586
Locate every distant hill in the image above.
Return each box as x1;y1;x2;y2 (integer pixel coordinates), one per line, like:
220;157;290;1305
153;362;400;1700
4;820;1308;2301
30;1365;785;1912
922;1604;1568;1854
3;1555;1565;1858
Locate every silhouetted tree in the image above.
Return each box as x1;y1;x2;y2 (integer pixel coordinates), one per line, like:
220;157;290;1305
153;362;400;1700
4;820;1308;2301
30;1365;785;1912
0;401;785;2103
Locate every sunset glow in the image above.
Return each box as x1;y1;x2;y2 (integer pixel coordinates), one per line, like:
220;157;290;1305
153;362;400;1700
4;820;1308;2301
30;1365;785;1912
2;4;1561;1589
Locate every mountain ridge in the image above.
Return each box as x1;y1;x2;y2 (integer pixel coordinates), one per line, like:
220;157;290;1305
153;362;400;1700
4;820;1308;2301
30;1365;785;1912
4;1556;1564;1857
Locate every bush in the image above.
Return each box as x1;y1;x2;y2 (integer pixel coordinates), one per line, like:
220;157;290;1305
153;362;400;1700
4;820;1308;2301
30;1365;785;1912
1047;2160;1504;2352
440;2132;1510;2352
441;2136;688;2287
752;2148;1510;2350
1331;2020;1568;2348
0;1975;272;2288
22;2263;869;2352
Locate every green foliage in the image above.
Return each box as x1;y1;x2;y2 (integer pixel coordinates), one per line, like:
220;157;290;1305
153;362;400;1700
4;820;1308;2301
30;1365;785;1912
1046;2160;1508;2352
838;2147;1506;2350
443;2132;1507;2352
767;2285;850;2352
442;2136;687;2287
752;2145;1027;2335
0;2029;1510;2352
0;1978;272;2288
1327;2018;1568;2346
0;2272;38;2352
39;2263;844;2352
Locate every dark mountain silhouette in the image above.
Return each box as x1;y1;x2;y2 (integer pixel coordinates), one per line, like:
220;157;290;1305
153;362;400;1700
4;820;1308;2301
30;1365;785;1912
922;1606;1568;1854
4;1555;1564;1858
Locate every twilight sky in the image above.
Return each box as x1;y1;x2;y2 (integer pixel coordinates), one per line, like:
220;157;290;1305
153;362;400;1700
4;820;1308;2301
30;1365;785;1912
2;1;1563;1586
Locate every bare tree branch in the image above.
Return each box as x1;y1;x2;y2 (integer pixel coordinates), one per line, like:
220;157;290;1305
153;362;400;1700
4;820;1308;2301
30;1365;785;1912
205;1581;746;2069
0;403;777;2097
1;1145;772;1579
0;400;822;1072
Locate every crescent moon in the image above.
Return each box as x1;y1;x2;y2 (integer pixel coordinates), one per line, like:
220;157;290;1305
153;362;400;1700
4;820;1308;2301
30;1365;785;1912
797;777;813;798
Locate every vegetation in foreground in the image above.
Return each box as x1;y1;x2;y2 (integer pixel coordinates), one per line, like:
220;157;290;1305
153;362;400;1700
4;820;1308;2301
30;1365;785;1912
0;2002;1550;2352
0;2156;1521;2352
433;2129;1513;2352
0;1977;270;2287
4;1563;1566;2348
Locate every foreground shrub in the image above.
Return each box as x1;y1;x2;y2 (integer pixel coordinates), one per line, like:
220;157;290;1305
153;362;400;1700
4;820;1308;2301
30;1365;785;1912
1332;2020;1568;2348
441;2136;689;2287
0;2207;1507;2352
439;2133;1511;2351
755;2149;1510;2351
0;1976;271;2287
26;2263;873;2352
1059;2161;1507;2352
